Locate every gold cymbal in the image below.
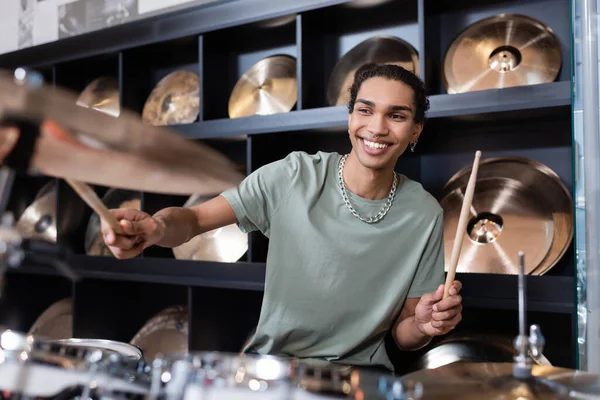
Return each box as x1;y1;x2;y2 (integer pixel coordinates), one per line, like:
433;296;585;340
15;180;85;243
76;77;120;118
130;305;188;361
173;193;247;262
28;298;73;340
142;70;200;126
399;362;600;400
228;55;297;119
440;157;572;275
0;69;243;195
85;188;141;256
442;13;562;94
327;36;419;107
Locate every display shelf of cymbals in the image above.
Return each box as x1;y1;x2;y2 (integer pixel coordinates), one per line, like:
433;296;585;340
0;0;579;370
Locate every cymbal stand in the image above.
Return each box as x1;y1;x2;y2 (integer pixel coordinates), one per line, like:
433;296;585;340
512;251;546;379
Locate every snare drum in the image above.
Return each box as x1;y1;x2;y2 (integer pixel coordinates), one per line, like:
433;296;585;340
0;329;150;399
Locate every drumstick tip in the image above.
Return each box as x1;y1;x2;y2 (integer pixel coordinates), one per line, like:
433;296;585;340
475;150;482;158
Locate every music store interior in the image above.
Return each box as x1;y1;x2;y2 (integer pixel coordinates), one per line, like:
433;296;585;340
0;0;598;398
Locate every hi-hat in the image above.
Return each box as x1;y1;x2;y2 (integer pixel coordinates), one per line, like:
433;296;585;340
440;157;572;275
76;77;120;117
173;193;247;262
0;69;243;195
399;362;600;399
142;70;200;126
228;55;297;119
442;13;562;94
327;36;419;107
85;188;141;256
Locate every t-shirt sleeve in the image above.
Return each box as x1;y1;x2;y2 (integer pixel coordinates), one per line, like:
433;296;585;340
220;152;299;236
407;210;446;298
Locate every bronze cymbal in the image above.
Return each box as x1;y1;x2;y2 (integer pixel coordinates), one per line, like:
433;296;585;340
142;70;200;126
440;157;572;275
130;305;188;361
27;298;73;340
399;362;600;400
85;188;141;256
442;14;562;94
0;69;243;195
327;36;419;107
76;76;120;117
173;193;247;262
228;55;297;119
16;180;85;243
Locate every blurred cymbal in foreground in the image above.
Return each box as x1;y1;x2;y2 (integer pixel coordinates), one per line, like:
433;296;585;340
0;69;243;196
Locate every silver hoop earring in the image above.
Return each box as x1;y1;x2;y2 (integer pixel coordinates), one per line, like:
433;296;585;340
410;140;418;152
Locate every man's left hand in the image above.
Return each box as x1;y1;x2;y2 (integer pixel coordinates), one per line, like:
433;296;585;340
414;281;463;337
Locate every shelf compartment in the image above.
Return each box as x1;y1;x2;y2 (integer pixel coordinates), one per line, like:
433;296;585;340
0;272;73;334
190;286;263;352
202;15;298;121
121;35;200;120
301;0;420;109
72;279;189;343
54;53;120;95
423;0;571;95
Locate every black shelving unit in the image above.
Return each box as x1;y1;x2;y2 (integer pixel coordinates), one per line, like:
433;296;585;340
0;0;577;370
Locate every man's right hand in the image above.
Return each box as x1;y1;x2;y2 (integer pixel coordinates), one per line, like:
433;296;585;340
100;208;165;259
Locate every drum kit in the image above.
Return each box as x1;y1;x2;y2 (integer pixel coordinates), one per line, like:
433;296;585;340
0;66;595;399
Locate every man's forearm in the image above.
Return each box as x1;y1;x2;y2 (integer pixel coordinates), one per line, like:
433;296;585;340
152;207;199;248
394;316;433;351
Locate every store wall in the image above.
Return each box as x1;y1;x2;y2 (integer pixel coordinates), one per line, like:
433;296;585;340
0;0;231;55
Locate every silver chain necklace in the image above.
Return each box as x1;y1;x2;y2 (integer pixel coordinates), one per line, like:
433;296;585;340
337;154;398;224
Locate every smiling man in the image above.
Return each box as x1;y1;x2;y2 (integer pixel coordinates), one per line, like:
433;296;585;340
101;63;463;372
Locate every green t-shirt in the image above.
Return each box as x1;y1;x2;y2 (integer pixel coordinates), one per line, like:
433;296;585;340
221;151;444;371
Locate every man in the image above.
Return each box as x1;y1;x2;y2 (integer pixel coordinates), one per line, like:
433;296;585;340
102;63;463;372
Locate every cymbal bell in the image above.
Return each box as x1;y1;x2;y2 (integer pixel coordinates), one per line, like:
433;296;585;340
228;55;297;119
173;193;247;262
142;70;200;126
327;35;419;107
442;13;562;94
15;180;85;243
399;362;600;400
85;188;141;256
76;77;120;118
440;157;572;275
0;69;243;195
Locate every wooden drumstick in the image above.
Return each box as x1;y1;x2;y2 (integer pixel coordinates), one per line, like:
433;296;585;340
64;178;125;235
443;150;482;299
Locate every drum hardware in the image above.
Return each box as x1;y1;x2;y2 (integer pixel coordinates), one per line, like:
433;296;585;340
398;252;600;399
0;67;244;196
228;55;298;119
440;156;573;275
142;70;200;126
327;36;419;107
173;194;247;262
0;329;151;399
442;13;562;94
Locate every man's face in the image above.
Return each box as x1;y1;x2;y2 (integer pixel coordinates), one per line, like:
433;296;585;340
348;77;422;171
